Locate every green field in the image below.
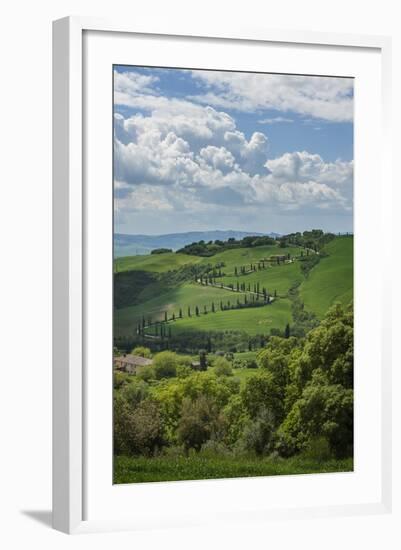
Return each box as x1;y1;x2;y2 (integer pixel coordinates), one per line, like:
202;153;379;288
169;299;292;336
114;236;353;339
198;245;303;272
220;261;303;297
300;236;353;317
115;251;201;273
115;282;255;337
114;454;353;483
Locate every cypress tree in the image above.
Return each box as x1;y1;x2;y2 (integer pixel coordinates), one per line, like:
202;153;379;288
199;350;207;370
284;323;290;338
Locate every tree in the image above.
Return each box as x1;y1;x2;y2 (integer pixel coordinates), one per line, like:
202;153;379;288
240;407;276;455
241;371;284;424
211;301;215;313
214;357;232;377
132;346;152;358
199;350;207;370
121;378;148;408
113;395;165;456
153;351;178;379
278;381;353;458
188;306;191;317
195;305;200;316
136;365;154;382
177;396;223;451
284;323;291;338
164;311;168;322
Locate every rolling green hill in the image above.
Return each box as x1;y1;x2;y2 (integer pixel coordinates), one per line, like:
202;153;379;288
115;251;201;273
220;261;303;297
114;236;353;342
115;282;252;336
168;299;292;336
300;236;353;318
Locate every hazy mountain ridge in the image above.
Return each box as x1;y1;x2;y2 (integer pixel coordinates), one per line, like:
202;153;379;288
115;230;280;257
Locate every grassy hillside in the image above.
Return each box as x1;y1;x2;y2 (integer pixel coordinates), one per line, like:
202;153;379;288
220;261;303;297
198;245;302;272
114;237;352;340
168;299;292;336
115;282;251;336
300;236;353;318
115;252;201;273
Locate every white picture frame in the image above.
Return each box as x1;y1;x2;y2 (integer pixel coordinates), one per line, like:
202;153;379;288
52;16;393;534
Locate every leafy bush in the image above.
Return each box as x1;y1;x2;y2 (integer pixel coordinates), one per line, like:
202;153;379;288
177;396;224;451
214;357;233;377
113;394;165;456
278;381;353;458
153;351;178;379
113;371;129;389
132;346;152;358
239;407;277;455
121;379;148;408
136;365;155;382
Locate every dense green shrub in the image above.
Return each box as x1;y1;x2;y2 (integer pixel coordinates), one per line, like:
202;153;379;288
114;302;354;466
153;351;178;379
213;357;233;377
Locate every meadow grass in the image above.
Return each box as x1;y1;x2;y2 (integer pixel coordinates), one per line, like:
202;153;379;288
114;454;353;484
300;236;353;318
169;299;292;336
199;245;304;272
114;282;252;337
220;261;303;296
114;252;202;273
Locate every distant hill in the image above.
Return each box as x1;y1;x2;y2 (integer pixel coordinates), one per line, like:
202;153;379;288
114;230;280;257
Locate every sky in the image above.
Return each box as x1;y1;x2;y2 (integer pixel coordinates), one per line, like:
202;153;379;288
113;66;353;236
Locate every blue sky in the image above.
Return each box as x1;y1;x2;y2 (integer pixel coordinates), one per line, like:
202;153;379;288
114;65;353;235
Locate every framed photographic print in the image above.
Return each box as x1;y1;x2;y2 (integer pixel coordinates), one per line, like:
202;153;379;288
52;17;392;534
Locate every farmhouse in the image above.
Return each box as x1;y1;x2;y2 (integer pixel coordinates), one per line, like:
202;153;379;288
114;354;153;374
